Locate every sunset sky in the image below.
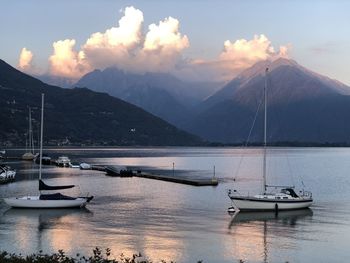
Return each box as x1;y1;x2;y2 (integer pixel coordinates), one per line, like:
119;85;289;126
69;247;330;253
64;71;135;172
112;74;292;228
1;0;349;83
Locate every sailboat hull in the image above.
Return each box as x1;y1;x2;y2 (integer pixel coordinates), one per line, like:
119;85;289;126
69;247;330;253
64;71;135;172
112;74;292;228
4;196;89;208
22;153;35;160
231;196;313;211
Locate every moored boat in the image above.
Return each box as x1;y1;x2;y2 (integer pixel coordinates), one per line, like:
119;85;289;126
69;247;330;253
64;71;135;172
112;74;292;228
56;156;71;167
35;154;51;165
22;107;36;160
4;94;93;209
228;68;313;212
80;163;91;170
0;164;16;184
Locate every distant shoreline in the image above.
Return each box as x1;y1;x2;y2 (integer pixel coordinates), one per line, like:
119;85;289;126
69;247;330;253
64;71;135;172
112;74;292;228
3;141;350;150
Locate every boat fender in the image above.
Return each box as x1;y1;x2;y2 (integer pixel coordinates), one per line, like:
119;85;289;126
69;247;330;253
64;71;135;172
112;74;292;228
227;206;236;213
275;203;279;214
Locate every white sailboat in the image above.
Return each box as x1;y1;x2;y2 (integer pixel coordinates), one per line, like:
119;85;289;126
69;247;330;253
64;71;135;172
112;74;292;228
4;94;93;208
228;68;313;211
0;164;16;183
22;107;36;160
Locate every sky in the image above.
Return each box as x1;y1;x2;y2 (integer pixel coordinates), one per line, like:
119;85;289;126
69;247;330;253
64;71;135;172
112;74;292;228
1;0;350;84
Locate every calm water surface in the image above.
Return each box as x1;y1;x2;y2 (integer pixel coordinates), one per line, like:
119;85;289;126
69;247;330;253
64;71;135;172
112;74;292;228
0;147;350;263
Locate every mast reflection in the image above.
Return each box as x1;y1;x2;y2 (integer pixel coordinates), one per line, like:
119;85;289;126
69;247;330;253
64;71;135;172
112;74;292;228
3;208;92;253
228;209;313;263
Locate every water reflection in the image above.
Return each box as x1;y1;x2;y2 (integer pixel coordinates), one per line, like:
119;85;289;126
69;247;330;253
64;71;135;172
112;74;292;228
229;209;313;226
2;208;92;253
227;209;313;263
2;147;350;262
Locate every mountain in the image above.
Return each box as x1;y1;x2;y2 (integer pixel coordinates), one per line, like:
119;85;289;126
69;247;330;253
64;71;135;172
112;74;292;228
74;67;221;126
37;74;75;89
0;59;202;146
186;58;350;143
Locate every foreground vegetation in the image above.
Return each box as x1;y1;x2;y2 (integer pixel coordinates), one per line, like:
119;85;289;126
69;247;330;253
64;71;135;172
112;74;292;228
0;248;161;263
0;248;252;263
0;248;197;263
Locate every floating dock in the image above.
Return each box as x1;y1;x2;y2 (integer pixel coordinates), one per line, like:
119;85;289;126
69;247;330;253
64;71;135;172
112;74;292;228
91;165;107;172
104;166;218;186
136;172;218;186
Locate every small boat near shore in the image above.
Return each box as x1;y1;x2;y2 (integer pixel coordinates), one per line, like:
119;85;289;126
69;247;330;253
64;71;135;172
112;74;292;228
56;156;71;167
69;162;80;168
80;163;91;170
35;154;51;165
0;164;16;183
22;107;36;160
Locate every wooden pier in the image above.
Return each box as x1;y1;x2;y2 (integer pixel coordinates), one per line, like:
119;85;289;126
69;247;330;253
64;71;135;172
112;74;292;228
136;172;218;186
104;166;218;186
91;165;107;172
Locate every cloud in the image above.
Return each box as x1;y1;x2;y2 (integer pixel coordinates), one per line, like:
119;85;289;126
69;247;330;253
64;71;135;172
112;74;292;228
23;7;290;82
18;48;34;71
143;17;189;51
49;39;89;78
220;34;275;67
176;34;291;82
46;6;189;79
278;45;290;58
216;34;290;80
81;6;144;70
138;16;189;72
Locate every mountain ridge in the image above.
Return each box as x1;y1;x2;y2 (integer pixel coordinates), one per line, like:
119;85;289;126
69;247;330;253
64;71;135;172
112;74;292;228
74;67;221;127
0;59;202;146
185;58;350;143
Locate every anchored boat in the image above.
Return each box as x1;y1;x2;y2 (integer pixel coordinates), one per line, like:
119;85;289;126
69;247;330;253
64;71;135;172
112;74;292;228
56;156;71;167
22;107;36;160
4;94;93;209
0;164;16;183
228;68;313;211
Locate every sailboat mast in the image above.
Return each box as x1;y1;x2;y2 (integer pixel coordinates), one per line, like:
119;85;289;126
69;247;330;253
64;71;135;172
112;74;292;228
29;107;33;154
28;108;31;152
263;68;268;194
39;94;44;181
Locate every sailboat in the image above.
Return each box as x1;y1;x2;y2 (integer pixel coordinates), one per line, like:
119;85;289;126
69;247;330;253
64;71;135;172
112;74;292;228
228;68;313;211
4;94;93;208
22;107;36;160
0;164;16;183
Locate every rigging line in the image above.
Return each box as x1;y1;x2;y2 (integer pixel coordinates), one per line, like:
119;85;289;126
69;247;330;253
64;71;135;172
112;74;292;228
285;152;295;187
266;73;295;188
232;93;264;180
245;95;264;147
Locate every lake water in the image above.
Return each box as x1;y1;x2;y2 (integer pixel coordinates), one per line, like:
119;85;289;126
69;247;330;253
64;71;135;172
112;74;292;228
1;147;350;263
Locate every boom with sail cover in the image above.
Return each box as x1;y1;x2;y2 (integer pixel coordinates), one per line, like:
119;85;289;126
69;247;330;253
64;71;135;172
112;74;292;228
39;179;75;191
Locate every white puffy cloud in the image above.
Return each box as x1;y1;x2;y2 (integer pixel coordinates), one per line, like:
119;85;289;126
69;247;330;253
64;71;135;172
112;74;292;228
18;47;33;71
176;35;291;82
139;16;189;72
86;6;143;48
143;17;189;51
220;34;274;67
278;45;290;58
49;39;89;79
37;7;290;82
81;6;144;70
217;34;290;80
47;6;189;78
